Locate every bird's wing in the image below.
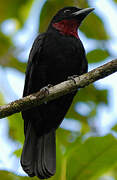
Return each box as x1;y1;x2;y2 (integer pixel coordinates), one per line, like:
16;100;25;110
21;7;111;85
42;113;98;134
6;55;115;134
22;33;47;134
21;33;56;179
23;33;46;97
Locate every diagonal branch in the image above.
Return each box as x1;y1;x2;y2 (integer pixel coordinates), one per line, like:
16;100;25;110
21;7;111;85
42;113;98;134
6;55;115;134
0;59;117;119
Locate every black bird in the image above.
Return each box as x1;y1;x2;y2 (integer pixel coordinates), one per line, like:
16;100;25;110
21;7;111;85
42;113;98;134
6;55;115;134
21;6;94;179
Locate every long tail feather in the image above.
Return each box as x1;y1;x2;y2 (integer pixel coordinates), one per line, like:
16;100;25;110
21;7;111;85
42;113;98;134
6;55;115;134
21;123;56;179
21;122;36;177
35;131;56;179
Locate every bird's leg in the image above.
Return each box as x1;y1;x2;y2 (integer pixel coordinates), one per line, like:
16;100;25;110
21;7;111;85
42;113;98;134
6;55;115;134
67;75;79;84
40;84;53;104
40;84;53;95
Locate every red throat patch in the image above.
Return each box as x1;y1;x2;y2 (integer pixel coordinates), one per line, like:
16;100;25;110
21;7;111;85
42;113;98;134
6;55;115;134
52;19;79;39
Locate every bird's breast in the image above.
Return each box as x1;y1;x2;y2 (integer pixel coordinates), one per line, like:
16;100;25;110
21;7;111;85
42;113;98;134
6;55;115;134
41;33;86;84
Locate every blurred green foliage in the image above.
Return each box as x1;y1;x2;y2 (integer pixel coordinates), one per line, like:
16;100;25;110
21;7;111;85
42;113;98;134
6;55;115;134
87;49;110;63
0;93;5;105
66;134;117;180
0;0;117;180
0;0;34;24
112;125;117;132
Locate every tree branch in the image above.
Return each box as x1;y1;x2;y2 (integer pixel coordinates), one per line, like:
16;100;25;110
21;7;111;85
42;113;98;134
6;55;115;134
0;59;117;119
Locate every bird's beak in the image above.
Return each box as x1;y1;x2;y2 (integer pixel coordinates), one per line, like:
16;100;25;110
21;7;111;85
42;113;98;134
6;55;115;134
71;8;94;22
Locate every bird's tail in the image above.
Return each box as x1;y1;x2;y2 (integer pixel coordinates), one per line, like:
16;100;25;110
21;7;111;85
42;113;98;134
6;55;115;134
21;122;56;179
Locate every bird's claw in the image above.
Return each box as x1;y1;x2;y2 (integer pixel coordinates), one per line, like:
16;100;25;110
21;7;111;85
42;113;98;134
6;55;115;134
67;75;78;84
47;84;53;88
40;84;53;95
40;84;53;104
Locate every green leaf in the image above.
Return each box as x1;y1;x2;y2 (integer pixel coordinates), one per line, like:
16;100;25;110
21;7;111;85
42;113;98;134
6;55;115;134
112;125;117;132
52;136;66;180
80;13;109;40
0;0;34;24
0;32;26;73
0;32;12;56
8;113;24;144
87;49;110;63
5;57;26;73
0;170;38;180
81;121;91;134
78;85;108;105
66;84;108;122
110;164;117;180
65;84;108;135
0;54;26;73
66;92;88;121
67;134;117;180
0;93;5;105
66;98;87;122
14;148;22;157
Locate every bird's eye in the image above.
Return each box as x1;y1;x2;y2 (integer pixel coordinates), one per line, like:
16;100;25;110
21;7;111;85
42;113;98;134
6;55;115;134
64;9;70;14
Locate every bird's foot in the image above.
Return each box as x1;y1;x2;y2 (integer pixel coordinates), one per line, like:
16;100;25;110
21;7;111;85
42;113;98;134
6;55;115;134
47;84;53;88
40;84;53;104
67;75;78;84
40;84;53;95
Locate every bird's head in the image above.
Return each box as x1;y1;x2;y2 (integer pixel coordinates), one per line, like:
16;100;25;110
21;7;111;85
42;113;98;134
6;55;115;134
49;7;94;38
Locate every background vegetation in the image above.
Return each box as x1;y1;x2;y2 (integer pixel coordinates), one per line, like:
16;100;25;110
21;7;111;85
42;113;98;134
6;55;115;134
0;0;117;180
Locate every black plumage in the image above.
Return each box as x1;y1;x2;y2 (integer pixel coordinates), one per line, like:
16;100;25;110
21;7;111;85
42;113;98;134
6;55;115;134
21;6;94;179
